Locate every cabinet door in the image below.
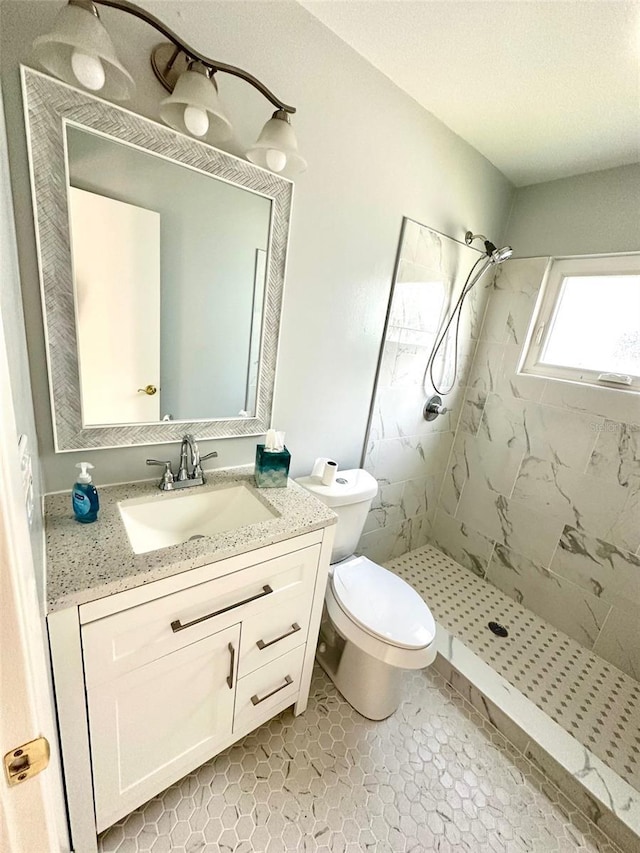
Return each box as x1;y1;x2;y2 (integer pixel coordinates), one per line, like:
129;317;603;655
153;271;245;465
87;623;240;832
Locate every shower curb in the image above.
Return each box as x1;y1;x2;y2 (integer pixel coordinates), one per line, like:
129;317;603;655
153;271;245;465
432;624;640;853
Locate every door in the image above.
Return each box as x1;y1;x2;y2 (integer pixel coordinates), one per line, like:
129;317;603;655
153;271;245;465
68;187;161;425
0;323;66;853
0;91;68;852
87;622;240;832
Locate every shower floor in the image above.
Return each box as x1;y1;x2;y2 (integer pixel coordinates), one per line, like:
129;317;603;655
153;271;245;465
386;545;640;795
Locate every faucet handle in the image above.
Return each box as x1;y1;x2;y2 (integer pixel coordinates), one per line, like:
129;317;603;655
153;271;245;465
191;450;217;480
146;459;174;487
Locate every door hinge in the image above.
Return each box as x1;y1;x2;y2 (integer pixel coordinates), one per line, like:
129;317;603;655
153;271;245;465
4;737;50;786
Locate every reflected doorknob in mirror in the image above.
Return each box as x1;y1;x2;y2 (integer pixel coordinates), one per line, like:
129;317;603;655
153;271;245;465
138;385;157;396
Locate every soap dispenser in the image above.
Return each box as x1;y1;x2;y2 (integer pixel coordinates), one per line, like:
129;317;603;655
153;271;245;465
72;462;99;523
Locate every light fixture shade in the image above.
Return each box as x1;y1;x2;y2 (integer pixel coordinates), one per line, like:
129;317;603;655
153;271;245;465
32;2;134;100
247;111;307;176
159;70;233;142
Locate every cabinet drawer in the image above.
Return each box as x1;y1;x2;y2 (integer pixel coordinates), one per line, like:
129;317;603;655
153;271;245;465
238;592;311;678
82;545;320;688
234;645;305;736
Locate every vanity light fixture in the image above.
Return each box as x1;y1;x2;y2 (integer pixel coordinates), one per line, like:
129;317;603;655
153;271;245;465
31;0;306;174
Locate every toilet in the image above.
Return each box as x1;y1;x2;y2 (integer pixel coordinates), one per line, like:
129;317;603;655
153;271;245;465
296;468;436;720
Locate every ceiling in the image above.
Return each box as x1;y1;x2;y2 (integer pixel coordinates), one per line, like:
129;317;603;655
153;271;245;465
300;0;640;187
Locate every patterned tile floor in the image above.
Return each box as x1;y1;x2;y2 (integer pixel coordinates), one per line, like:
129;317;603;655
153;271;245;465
387;546;640;793
99;665;621;853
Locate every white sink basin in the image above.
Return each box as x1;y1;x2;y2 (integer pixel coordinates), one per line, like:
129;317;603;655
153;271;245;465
118;483;277;554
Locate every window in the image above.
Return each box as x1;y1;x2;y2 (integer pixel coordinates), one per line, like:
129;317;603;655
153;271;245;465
520;254;640;392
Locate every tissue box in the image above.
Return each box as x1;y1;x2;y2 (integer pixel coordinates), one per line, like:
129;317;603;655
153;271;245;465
254;444;290;488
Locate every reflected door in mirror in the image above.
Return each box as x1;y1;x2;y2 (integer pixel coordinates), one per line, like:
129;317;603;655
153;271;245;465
69;188;161;425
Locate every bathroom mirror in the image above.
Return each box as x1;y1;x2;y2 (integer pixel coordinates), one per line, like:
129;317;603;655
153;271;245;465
21;66;293;451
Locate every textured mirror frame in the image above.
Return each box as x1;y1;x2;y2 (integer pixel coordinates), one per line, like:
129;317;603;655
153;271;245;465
21;66;293;451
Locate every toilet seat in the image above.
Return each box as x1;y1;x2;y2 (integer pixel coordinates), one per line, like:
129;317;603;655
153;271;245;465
326;556;437;670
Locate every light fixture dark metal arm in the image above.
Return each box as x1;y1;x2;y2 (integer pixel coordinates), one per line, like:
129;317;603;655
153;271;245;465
85;0;296;113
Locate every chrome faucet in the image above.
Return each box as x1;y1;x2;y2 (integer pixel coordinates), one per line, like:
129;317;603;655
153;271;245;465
147;435;218;491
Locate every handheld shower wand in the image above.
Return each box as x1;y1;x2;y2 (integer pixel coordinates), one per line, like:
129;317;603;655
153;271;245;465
426;231;513;397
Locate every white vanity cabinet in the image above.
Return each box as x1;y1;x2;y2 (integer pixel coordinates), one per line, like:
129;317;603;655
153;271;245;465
47;526;334;852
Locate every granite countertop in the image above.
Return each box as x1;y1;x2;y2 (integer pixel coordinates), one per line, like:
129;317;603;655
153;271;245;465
45;466;336;613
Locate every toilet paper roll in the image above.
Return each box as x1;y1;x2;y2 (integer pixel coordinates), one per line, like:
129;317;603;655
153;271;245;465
321;460;338;487
311;457;338;485
312;457;331;478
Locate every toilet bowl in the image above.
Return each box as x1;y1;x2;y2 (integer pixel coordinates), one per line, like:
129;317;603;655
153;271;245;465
296;468;437;719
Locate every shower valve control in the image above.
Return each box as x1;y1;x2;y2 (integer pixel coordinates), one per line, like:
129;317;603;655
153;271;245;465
424;395;448;422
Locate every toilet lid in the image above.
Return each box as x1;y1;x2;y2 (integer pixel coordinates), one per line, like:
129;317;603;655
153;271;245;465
331;556;436;650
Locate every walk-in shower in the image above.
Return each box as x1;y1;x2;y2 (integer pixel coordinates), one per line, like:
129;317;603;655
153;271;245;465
427;230;513;395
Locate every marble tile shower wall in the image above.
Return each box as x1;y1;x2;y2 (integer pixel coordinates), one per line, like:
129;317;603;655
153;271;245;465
431;256;640;681
358;220;493;564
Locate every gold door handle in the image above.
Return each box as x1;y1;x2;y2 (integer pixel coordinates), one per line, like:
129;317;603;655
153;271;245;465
138;385;157;396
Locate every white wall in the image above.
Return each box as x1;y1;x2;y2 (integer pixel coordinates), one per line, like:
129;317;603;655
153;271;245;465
1;0;513;492
506;163;640;258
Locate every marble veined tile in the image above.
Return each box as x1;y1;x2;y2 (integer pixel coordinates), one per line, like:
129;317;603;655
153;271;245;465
401;474;438;520
368;384;450;442
391;263;449;333
594;608;640;682
371;431;453;485
478;392;528;449
437;433;466;517
444;429;524;500
390;328;436;387
511;457;628;539
588;421;640;489
429;508;494;577
466;339;506;397
455;477;566;566
358;521;398;564
480;288;536;346
486;543;611;649
493;256;549;296
541;381;640;428
363;482;405;533
526;404;603;470
606;488;640;555
464;276;491;341
456;385;487;435
498;343;547;403
551;526;640;614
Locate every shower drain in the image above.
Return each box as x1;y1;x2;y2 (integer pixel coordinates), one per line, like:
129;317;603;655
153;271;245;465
488;621;509;637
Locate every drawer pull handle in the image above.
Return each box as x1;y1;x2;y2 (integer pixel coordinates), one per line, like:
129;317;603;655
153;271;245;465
226;643;235;690
251;675;293;706
256;623;301;651
170;585;273;633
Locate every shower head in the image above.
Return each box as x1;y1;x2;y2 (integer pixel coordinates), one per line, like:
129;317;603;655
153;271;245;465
486;242;513;264
464;231;512;264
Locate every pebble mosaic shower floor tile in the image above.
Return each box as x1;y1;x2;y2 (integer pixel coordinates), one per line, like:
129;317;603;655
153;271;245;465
387;545;640;794
99;666;620;853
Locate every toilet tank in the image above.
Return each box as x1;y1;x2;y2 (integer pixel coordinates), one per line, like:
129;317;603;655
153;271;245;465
295;468;378;563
